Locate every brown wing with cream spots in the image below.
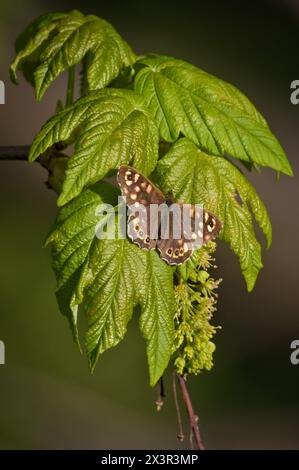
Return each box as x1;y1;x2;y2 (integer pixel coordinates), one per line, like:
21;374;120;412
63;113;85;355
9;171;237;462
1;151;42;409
202;209;222;244
157;204;222;265
157;204;194;265
157;238;194;265
117;166;165;207
127;207;157;251
117;165;164;251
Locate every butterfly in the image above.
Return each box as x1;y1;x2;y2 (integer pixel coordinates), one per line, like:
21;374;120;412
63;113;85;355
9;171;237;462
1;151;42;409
117;165;222;265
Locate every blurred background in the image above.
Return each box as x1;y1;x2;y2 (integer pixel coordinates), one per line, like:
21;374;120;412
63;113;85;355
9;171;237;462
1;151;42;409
0;0;298;450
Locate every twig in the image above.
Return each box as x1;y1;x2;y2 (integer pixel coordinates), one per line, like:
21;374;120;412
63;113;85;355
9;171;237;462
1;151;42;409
176;373;205;450
0;145;68;193
155;376;166;411
0;146;30;160
172;372;185;442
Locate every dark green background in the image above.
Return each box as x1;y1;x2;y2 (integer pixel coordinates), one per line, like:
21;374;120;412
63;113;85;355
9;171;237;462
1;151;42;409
0;0;298;449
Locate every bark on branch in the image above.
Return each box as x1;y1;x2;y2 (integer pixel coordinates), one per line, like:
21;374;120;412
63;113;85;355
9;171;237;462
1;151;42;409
0;146;31;160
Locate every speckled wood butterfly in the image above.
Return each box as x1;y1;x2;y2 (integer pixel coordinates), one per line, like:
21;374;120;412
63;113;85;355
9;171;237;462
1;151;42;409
117;165;222;265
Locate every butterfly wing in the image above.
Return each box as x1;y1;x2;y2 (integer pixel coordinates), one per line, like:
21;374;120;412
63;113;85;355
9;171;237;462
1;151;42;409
117;165;165;251
157;204;222;265
127;207;157;250
202;209;222;244
157;204;194;265
117;166;165;207
157;237;194;265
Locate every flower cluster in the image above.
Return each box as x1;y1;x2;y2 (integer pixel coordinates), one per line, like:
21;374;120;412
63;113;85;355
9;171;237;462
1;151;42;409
173;242;221;375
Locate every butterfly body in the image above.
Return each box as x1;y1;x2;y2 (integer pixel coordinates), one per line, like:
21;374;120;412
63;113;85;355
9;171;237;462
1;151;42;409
117;166;222;265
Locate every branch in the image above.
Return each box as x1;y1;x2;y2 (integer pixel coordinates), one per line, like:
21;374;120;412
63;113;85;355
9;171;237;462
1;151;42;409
0;145;68;193
176;373;205;450
0;145;119;194
0;146;30;160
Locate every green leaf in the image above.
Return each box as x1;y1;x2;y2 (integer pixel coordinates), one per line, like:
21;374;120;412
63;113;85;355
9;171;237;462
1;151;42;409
10;10;135;100
139;253;176;386
155;138;272;291
135;54;292;176
10;12;66;87
78;238;142;371
46;183;175;385
45;184;111;347
29;89;159;206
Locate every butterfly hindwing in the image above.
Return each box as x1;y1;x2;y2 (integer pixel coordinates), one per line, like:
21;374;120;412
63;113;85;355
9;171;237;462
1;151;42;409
157;203;201;264
127;206;157;250
157;238;193;265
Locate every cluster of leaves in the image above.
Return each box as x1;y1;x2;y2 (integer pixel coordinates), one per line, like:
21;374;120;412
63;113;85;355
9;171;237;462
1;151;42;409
45;184;175;385
10;10;292;385
173;243;221;376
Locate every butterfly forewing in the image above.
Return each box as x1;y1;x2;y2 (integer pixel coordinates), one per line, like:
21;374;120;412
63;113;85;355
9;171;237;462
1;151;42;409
202;209;222;244
117;166;165;251
117;166;165;207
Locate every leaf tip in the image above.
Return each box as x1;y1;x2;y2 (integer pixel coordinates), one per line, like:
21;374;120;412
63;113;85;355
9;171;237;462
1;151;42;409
88;355;97;375
28;150;37;162
149;374;160;388
35;88;45;102
9;66;18;85
279;155;293;177
57;193;67;207
266;236;272;251
246;283;255;293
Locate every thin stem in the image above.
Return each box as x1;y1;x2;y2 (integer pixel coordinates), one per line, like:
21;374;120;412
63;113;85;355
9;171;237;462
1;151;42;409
65;66;75;107
172;372;184;442
155;376;166;411
0;146;30;160
176;373;205;450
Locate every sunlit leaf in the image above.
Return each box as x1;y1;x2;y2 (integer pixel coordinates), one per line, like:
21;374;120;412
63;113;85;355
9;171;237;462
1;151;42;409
11;10;135;100
135;54;292;175
29;89;159;206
